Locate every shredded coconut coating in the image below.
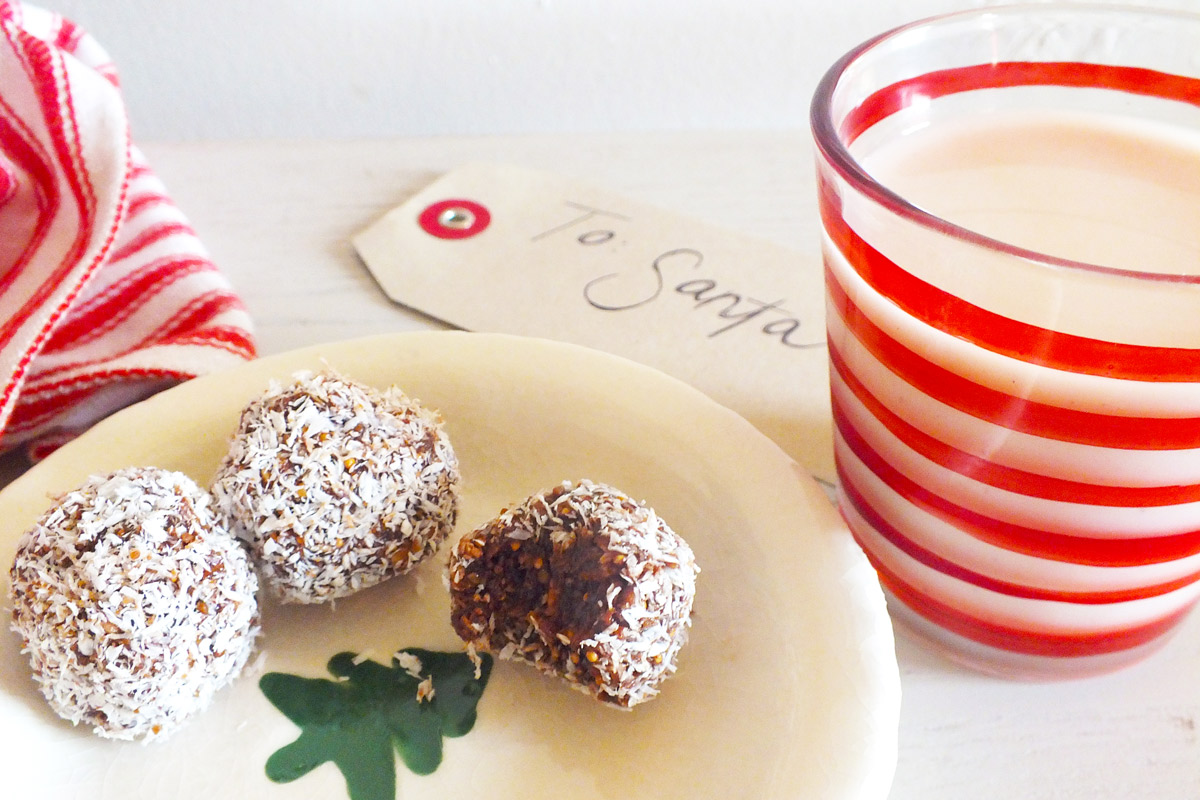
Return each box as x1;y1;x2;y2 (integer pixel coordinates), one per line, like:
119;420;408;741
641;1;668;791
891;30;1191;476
447;480;698;709
211;370;460;604
7;467;260;742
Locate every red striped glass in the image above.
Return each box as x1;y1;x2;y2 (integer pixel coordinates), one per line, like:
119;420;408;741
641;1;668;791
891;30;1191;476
811;4;1200;678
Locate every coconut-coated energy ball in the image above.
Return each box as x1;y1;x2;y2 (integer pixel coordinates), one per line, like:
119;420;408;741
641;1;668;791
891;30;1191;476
211;370;460;604
447;480;698;709
7;466;260;742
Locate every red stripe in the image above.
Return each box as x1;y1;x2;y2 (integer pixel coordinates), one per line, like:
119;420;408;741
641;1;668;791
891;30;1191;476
829;338;1200;507
5;334;255;438
857;534;1196;658
831;397;1200;566
819;172;1200;382
162;324;256;360
36;34;94;231
25;291;250;385
841;62;1200;145
826;262;1200;449
105;219;195;263
8;366;191;433
53;17;83;54
11;386;122;432
26;428;78;461
93;63;119;89
19;327;254;408
128;160;152;180
41;256;215;350
838;461;1200;604
152;290;246;343
123;190;171;218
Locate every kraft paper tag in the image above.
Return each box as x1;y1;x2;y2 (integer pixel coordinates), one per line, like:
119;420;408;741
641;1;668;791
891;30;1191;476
352;162;833;485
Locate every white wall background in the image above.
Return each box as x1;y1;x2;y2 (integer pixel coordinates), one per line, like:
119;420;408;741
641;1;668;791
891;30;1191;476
36;0;1200;141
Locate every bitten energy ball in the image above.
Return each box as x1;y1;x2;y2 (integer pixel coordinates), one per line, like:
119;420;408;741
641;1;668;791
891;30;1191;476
7;467;260;742
212;370;460;604
447;480;698;708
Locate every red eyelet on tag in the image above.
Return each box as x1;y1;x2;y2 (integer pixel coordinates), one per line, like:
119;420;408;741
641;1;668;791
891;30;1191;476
418;199;491;240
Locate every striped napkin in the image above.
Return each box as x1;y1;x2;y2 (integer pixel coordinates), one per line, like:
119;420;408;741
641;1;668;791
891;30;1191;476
0;2;255;460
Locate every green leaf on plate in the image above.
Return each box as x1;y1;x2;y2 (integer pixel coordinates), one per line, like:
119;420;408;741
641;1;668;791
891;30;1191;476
260;647;493;800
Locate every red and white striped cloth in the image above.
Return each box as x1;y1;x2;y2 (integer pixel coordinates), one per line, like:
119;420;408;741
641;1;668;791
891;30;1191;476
0;2;254;460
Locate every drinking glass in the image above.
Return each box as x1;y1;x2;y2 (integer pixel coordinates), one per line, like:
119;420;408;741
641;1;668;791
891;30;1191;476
812;3;1200;678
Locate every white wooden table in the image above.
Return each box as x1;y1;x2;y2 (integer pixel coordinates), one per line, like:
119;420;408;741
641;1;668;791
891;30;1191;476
132;132;1200;800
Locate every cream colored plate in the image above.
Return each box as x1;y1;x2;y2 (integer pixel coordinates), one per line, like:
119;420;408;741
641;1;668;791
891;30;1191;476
0;332;899;799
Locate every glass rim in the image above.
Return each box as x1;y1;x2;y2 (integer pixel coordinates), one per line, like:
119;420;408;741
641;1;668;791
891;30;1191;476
809;1;1200;286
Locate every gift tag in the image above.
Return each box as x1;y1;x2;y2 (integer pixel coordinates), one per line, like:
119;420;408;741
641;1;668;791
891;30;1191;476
353;163;833;485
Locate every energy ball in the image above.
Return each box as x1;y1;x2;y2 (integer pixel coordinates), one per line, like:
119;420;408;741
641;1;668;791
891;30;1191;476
7;467;260;742
212;371;460;604
447;480;698;708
